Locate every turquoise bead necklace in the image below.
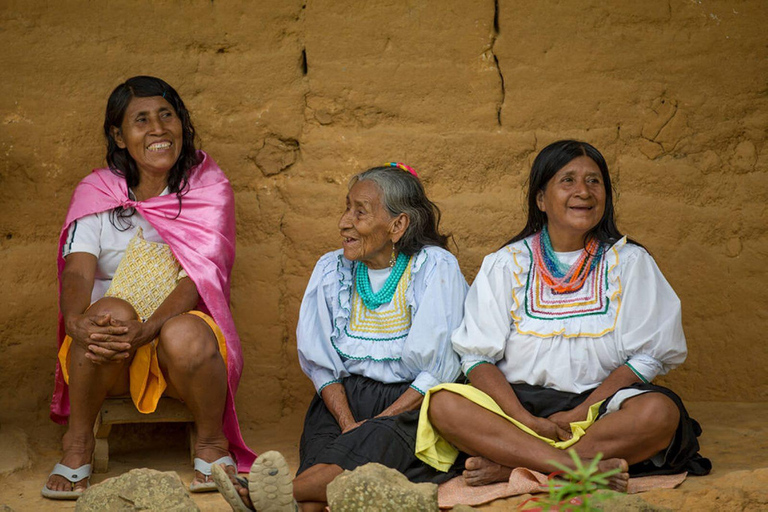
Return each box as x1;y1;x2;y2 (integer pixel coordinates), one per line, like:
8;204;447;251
355;252;410;310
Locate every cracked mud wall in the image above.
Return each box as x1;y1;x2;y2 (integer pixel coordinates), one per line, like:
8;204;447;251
0;0;766;432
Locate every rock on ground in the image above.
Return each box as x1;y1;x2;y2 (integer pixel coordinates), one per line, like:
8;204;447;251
74;468;199;512
327;463;439;512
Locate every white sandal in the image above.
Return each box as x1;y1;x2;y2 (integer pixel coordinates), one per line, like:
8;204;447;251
41;462;92;500
190;455;237;493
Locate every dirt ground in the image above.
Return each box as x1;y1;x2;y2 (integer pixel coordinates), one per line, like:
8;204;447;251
0;401;765;511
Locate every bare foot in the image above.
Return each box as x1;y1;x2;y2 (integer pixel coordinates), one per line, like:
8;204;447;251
463;457;513;486
597;458;629;493
45;431;94;493
193;433;231;487
226;466;254;509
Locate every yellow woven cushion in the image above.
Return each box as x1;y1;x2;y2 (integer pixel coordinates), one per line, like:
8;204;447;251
105;227;183;320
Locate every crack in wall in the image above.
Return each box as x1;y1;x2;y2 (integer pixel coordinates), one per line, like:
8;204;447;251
650;103;678;141
491;0;505;126
298;0;311;121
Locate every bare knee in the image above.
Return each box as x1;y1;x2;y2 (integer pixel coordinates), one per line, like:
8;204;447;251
428;390;465;433
158;314;219;372
88;297;138;322
625;393;680;437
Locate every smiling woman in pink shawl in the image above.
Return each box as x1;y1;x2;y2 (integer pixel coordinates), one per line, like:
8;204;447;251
43;76;255;500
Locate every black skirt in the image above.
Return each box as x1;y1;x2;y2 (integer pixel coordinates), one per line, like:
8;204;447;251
298;374;463;483
510;382;712;477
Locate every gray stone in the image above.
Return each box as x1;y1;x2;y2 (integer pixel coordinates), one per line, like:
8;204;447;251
75;468;199;512
327;463;438;512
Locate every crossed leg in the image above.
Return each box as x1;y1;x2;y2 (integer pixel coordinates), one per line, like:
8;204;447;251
428;389;680;491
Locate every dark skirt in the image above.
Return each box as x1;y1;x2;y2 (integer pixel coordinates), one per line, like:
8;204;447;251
298;374;463;483
510;382;712;477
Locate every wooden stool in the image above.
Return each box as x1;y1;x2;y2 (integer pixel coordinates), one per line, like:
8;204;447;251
92;397;196;473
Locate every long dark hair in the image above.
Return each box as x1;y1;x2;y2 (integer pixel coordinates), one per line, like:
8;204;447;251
103;76;198;227
504;140;638;249
351;166;449;256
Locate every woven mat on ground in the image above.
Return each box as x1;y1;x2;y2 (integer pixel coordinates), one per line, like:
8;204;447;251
437;468;687;509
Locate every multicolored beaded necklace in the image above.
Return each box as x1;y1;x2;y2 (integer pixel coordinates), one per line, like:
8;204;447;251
532;226;604;294
355;252;410;310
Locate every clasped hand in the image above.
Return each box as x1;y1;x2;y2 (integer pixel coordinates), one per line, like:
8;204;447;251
66;313;152;364
340;419;367;434
528;413;573;441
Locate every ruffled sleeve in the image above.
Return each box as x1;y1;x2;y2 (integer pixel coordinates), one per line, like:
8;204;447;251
297;251;350;393
452;246;522;377
616;247;687;382
401;247;468;394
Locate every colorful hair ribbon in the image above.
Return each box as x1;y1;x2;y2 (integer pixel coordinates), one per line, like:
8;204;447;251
387;162;419;178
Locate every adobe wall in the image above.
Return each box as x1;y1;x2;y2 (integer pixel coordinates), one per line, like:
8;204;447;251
1;0;765;430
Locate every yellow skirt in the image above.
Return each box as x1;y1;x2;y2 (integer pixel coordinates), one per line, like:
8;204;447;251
58;310;227;414
415;383;604;472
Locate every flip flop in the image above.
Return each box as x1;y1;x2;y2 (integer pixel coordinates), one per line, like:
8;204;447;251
190;455;237;493
212;464;253;511
248;451;296;512
41;462;92;500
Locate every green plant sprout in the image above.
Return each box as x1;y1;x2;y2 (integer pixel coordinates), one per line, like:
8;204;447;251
521;449;621;511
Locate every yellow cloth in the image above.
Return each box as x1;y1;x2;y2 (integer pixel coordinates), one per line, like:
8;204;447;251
57;310;227;414
104;227;183;321
415;382;604;472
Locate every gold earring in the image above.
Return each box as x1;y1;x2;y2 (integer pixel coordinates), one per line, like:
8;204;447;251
389;244;397;267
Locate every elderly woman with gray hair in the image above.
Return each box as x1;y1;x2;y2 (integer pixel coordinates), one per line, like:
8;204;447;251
213;163;468;511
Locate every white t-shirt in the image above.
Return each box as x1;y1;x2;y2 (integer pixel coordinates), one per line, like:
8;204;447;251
62;188;183;303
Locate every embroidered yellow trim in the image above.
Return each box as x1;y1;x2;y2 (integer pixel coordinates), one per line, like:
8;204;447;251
510;244;623;338
348;261;412;334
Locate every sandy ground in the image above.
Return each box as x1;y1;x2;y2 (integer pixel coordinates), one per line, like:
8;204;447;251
0;401;766;511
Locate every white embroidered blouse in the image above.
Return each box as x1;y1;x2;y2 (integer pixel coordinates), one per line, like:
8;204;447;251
297;245;468;395
452;236;687;394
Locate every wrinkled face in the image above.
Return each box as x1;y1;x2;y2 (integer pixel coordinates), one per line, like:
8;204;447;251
536;156;607;251
112;96;183;179
338;180;396;269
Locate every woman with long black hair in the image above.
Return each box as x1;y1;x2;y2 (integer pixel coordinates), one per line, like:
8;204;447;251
418;140;710;491
44;76;255;499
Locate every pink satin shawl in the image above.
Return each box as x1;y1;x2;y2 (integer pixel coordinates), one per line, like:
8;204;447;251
50;151;256;471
